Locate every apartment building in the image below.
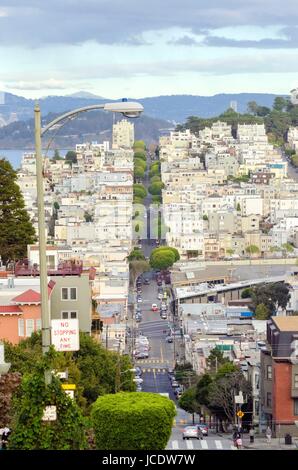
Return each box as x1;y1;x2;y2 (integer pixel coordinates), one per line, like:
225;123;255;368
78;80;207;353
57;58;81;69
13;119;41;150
112;119;134;149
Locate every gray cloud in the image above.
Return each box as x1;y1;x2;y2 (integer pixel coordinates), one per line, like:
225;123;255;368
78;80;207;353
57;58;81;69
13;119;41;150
167;35;201;46
0;1;298;47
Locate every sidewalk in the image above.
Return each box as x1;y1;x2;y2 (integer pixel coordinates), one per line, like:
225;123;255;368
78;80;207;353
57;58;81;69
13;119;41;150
217;433;298;450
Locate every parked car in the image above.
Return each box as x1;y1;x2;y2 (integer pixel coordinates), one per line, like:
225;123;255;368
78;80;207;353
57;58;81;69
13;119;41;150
136;306;142;314
197;423;208;436
161;303;167;311
134;376;143;384
137;287;142;294
160;312;167;320
137;296;142;303
136;384;142;392
151;303;158;312
135;315;142;322
171;380;179;388
143;278;150;285
157;279;162;286
158;286;163;293
183;426;202;440
166;336;173;343
157;292;163;300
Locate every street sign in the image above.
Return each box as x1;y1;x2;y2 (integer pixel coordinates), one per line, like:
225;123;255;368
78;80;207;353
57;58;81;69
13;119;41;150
237;411;244;418
51;319;79;351
42;405;57;421
61;384;76;391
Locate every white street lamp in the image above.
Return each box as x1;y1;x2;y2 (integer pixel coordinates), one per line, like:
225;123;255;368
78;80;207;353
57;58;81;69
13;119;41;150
34;100;143;384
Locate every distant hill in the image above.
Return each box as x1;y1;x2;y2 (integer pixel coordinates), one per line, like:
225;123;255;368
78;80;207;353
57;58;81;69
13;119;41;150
0;110;172;149
138;93;286;122
0;91;286;127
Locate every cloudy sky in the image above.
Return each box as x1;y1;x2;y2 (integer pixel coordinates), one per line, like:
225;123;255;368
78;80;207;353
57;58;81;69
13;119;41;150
0;0;297;98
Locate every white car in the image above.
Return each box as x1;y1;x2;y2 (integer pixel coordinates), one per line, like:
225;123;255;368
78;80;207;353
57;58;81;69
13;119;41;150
133;377;143;384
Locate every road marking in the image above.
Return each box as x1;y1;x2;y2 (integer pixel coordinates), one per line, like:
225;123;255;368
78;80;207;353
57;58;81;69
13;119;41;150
186;440;194;450
215;440;223;449
200;440;208;450
171;440;179;449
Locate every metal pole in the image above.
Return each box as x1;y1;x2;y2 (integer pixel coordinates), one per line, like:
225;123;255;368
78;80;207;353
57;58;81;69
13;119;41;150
115;341;121;393
34;103;52;385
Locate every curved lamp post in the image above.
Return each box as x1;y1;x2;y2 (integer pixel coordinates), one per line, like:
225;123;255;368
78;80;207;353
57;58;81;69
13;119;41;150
34;101;143;384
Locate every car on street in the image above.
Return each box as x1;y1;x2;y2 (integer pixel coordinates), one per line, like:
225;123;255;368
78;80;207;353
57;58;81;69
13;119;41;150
160;312;167;319
171;380;180;388
135;315;142;322
135;367;142;376
157;279;162;286
143;278;150;285
197;424;208;436
134;376;143;384
135;352;149;359
157;292;163;300
165;335;173;343
136;384;142;392
161;303;167;311
137;296;142;303
182;426;202;440
158;286;163;293
151;303;158;312
136;306;142;314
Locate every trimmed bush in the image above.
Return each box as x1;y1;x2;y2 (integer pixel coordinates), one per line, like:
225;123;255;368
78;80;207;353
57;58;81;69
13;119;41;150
91;392;176;450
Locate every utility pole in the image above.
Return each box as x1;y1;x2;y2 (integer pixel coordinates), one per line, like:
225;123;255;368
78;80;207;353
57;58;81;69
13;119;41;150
106;325;109;349
34;103;52;386
115;340;121;393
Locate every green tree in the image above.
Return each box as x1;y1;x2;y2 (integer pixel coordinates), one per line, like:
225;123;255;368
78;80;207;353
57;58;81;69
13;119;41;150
134;158;146;170
250;282;290;315
241;287;253;299
196;373;213;407
247;101;259;115
245;245;260;256
150;175;161;184
255;303;270;320
134;166;145;179
129;259;150;287
226;248;234;256
273;96;288;112
152;195;162;204
203;214;208;221
236;203;241;212
208;369;251;423
133;184;147;199
148;182;164;196
150;250;175;271
8;351;87;450
53;149;62;160
91;392;176;450
65;150;77;165
151;246;180;263
179;387;201;424
133;140;146;150
206;348;229;373
84;211;93;222
134;151;146;161
282;242;294;253
127;248;145;261
0;158;36;263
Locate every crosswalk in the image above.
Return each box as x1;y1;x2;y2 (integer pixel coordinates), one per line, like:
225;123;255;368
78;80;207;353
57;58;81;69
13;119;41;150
136;359;171;365
166;439;236;450
141;368;167;373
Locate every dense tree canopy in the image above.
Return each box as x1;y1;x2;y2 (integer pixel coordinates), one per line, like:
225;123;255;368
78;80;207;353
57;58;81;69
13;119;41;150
65;150;78;165
0;158;36;263
250;282;290;316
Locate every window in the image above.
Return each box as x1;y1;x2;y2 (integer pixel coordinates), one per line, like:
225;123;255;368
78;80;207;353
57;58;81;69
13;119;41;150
267;392;272;407
294;399;298;416
61;287;77;301
61;311;77;319
267;365;272;380
26;319;34;337
294;374;298;389
36;319;41;331
18;319;24;337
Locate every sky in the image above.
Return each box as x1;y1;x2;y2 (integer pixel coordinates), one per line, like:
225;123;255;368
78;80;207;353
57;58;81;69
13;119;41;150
0;0;297;99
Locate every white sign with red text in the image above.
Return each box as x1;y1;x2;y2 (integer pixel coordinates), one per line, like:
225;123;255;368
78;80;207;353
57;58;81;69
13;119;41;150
51;319;79;351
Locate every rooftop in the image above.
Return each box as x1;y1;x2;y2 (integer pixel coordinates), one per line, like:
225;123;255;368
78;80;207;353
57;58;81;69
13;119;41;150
272;316;298;332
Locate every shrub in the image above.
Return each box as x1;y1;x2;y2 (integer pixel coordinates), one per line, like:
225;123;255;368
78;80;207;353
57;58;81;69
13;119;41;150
91;392;176;450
